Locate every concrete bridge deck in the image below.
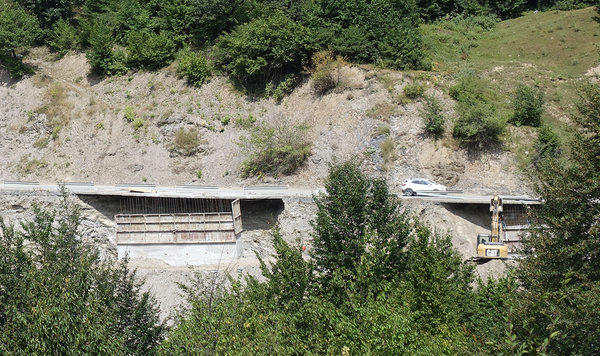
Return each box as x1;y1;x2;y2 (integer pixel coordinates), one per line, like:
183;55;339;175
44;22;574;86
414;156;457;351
0;181;541;205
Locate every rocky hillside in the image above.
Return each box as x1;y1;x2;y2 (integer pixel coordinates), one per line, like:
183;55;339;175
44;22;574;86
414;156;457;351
1;47;530;196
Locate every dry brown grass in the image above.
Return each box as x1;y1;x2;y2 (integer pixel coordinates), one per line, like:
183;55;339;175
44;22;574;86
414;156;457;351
172;128;203;156
36;82;73;138
366;102;396;121
380;137;397;167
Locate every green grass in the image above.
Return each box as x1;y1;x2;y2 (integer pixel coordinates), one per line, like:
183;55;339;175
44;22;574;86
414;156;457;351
423;7;600;159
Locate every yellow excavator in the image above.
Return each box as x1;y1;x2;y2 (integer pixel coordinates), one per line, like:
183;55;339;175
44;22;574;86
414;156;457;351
476;194;508;259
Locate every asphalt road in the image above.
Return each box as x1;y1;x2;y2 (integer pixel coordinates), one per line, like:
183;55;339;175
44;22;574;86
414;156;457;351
0;181;541;205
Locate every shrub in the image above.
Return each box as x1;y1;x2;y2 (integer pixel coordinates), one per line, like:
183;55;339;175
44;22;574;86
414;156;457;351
215;12;314;88
177;48;210;87
449;74;492;105
487;0;526;19
452;103;506;147
0;197;165;355
532;125;560;165
512;84;544;127
49;19;78;57
239;121;311;177
124;105;135;122
127;30;177;69
403;82;425;99
267;74;298;103
173;127;201;156
422;95;445;139
132;117;144;130
0;4;40;77
310;50;345;95
86;21;127;76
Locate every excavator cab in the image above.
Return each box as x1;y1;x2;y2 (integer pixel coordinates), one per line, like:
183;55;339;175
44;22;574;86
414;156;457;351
476;194;509;259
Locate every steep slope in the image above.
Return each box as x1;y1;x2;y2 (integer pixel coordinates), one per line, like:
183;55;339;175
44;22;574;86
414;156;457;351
1;48;529;195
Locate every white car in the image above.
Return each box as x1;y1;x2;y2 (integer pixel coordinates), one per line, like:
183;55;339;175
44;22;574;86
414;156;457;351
402;178;447;196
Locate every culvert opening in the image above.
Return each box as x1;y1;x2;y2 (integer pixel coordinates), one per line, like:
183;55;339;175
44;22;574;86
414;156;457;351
240;199;284;231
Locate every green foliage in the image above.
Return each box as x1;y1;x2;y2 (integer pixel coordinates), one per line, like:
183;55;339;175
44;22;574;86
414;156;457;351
518;82;600;355
532;125;560;165
127;30;176;69
487;0;526;19
404;224;475;331
267;73;298;103
49;19;78;56
0;3;40;77
403;82;425;99
0;196;165;355
188;0;254;46
239;121;311;177
215;12;314;88
162;162;479;354
86;20;127;76
19;0;74;28
512;84;544;127
124;105;136;122
310;50;345;95
313;0;426;69
0;4;40;56
422;94;445;139
311;161;412;299
449;74;493;106
453;102;506;147
177;48;210;87
451;74;506;148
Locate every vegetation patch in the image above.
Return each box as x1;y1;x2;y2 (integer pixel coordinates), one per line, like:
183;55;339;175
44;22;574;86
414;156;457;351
36;82;73;138
172;128;203;156
512;84;544;127
450;74;506;148
18;155;48;174
421;95;445;139
366;102;396;120
239;121;311;178
380;137;397;166
310;50;347;95
177;49;211;87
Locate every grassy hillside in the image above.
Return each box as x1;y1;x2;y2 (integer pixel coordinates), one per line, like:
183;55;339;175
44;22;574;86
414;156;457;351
423;7;600;163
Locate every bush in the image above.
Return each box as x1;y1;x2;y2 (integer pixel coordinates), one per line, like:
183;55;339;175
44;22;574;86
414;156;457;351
49;19;78;57
0;4;40;77
215;12;314;88
422;95;445;139
173;127;201;156
239;121;311;177
86;21;127;76
267;74;298;103
487;0;526;19
310;50;345;95
532;125;560;165
449;74;492;105
127;30;176;69
404;82;425;99
452;103;506;147
124;105;136;122
512;84;544;127
177;48;210;87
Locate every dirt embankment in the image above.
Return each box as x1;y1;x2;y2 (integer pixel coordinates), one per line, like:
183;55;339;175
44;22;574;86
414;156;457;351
1;48;530;195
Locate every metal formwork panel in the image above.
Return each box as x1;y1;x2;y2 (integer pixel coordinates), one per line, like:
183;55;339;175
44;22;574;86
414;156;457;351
116;212;237;245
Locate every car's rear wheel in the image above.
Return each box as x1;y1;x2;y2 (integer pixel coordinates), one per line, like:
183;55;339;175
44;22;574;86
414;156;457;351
405;188;414;196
